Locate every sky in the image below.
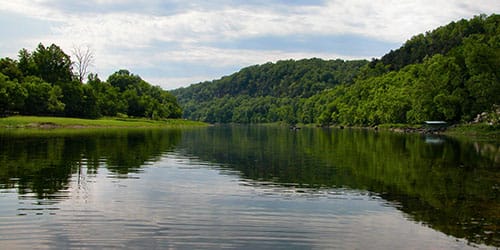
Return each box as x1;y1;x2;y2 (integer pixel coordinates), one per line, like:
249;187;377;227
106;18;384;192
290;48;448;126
1;1;499;90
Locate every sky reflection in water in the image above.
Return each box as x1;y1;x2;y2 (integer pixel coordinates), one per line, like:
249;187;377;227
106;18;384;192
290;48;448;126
0;127;498;249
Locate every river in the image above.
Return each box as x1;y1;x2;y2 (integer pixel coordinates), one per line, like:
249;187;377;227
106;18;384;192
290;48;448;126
0;125;498;249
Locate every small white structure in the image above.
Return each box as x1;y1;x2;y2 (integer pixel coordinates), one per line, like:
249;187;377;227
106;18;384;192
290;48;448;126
424;121;448;132
424;121;447;126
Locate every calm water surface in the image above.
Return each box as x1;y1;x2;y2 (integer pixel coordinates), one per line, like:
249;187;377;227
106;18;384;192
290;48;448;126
0;126;498;249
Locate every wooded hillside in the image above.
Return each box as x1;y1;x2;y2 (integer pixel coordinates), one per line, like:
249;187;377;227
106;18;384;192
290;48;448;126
172;14;500;126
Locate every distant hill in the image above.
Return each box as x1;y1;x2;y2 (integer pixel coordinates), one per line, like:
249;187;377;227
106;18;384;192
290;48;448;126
172;58;367;100
171;14;500;125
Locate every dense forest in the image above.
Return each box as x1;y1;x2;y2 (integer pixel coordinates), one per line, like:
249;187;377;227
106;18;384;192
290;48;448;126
0;44;182;119
172;14;500;126
172;58;368;124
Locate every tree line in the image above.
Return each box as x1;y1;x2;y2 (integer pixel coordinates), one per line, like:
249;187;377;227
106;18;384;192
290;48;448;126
172;14;500;126
172;58;368;124
0;43;182;119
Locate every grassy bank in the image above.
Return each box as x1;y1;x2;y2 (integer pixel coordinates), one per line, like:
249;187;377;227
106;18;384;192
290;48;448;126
375;123;499;140
445;123;500;141
0;116;207;129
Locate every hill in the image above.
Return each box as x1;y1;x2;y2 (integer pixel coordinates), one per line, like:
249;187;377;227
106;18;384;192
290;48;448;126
377;14;499;71
171;58;367;123
172;14;500;126
172;58;367;100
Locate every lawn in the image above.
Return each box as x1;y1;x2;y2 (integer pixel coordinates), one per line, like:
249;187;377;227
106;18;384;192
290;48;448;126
0;116;206;128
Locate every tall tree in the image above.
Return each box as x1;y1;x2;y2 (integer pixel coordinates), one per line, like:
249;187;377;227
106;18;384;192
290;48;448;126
19;43;73;84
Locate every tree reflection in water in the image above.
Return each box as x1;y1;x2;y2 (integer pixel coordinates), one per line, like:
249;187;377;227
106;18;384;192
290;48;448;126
179;126;500;247
0;126;498;247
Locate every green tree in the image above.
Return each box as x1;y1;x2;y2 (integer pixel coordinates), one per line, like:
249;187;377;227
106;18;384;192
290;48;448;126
463;35;500;116
108;69;142;92
88;74;126;116
407;55;464;122
0;58;23;81
22;76;64;115
107;69;183;119
58;81;84;117
80;84;100;118
20;43;73;84
0;73;27;115
47;85;65;114
18;48;37;77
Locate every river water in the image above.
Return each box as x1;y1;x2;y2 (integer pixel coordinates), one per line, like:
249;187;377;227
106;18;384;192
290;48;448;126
0;126;498;249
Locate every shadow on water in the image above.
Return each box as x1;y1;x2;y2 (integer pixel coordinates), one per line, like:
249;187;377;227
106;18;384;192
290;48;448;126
0;128;181;199
178;125;500;247
0;126;498;247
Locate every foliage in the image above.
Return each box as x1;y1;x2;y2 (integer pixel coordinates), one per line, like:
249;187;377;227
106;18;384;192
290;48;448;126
172;14;500;126
375;14;499;71
0;73;27;114
18;43;73;84
172;58;368;124
107;70;182;119
0;44;182;120
22;76;64;115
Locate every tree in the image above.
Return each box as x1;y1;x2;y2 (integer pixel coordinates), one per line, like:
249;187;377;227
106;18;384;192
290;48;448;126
72;45;94;83
106;69;182;119
18;43;73;84
18;48;37;77
47;85;65;114
0;58;23;81
32;43;73;84
88;74;126;116
0;73;27;115
58;81;84;117
22;77;65;115
107;69;143;92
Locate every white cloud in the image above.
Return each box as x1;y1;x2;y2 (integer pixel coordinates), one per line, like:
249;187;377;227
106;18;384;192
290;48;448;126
1;0;500;88
8;0;500;45
145;46;363;89
155;45;358;67
145;76;217;90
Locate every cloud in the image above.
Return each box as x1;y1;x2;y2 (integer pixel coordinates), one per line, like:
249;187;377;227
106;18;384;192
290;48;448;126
145;76;219;90
1;0;499;89
9;0;499;45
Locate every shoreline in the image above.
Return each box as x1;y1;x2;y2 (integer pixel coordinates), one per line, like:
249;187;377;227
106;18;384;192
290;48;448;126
0;116;207;129
2;116;498;141
292;122;500;141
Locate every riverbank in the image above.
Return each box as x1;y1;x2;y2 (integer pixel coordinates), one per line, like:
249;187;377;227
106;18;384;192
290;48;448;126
0;116;207;129
376;123;500;141
287;122;500;141
444;123;500;141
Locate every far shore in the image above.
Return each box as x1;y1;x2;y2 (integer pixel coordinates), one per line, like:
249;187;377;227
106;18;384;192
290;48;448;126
256;122;500;141
0;116;207;129
1;116;498;141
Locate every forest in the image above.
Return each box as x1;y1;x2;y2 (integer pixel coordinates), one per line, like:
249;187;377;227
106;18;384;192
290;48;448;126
172;14;500;126
0;44;182;119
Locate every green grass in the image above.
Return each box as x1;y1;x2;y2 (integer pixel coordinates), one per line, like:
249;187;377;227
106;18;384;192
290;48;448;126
377;123;423;129
0;116;207;128
445;123;500;141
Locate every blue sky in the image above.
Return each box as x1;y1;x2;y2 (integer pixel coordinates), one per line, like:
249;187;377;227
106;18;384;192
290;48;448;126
1;0;499;89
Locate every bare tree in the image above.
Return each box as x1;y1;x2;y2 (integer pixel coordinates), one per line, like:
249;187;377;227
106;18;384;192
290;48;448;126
72;45;94;83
